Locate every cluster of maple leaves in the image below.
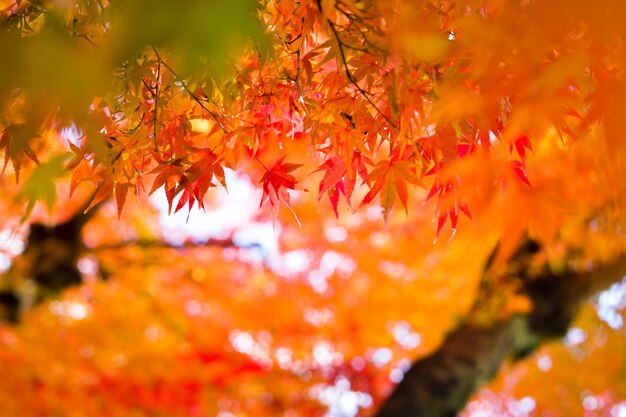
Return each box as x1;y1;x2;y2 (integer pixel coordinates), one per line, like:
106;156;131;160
0;0;622;246
1;0;572;240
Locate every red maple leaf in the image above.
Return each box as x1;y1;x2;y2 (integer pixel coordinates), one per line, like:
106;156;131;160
259;156;303;224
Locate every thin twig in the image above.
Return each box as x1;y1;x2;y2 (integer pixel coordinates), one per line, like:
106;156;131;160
326;18;397;128
334;4;388;53
152;47;227;133
154;54;161;150
122;112;146;135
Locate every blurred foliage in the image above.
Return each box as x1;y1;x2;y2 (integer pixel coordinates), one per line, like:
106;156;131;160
0;0;265;152
0;0;626;417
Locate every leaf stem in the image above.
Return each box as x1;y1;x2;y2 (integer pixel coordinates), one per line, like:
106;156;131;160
254;155;268;171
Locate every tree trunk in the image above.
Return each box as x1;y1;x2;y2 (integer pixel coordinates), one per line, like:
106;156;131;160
374;249;626;417
0;212;90;322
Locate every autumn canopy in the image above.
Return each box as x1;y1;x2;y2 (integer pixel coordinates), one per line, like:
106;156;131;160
1;0;626;416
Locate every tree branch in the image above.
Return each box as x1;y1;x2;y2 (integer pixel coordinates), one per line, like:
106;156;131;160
374;248;626;417
0;195;104;323
89;237;241;252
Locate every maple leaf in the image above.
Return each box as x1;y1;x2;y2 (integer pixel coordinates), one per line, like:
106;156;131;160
0;124;39;182
172;176;197;216
21;153;70;220
508;160;532;188
342;150;370;206
457;142;477;158
259;156;302;224
148;160;185;214
511;135;533;162
115;182;130;219
361;154;422;227
424;165;472;240
84;178;114;214
67;142;94;197
316;155;348;217
186;149;227;209
317;156;346;199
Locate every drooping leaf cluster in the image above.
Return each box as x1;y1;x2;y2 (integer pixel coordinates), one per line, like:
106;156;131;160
3;0;624;246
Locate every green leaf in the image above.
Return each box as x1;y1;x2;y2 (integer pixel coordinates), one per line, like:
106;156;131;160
21;153;71;220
